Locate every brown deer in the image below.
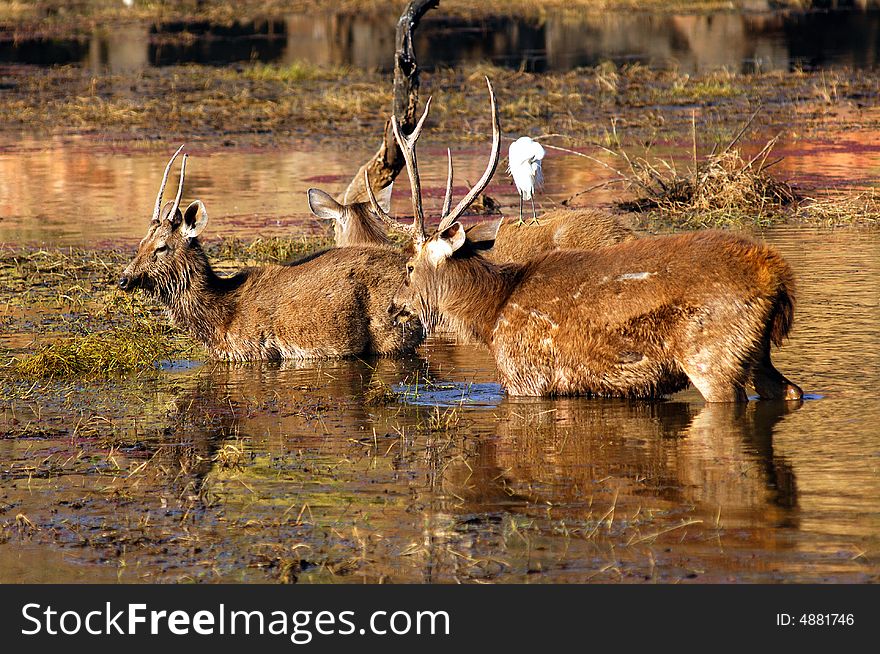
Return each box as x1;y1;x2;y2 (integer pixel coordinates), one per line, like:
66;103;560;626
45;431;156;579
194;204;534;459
119;146;423;361
307;151;634;258
307;185;394;248
371;79;803;402
487;207;635;262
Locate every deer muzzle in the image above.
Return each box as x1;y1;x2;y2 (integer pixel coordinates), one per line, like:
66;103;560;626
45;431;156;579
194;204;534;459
387;301;414;326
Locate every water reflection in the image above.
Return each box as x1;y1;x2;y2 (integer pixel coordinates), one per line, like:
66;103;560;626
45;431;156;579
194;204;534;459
452;400;799;521
6;135;880;248
144;357;812;581
4;6;880;73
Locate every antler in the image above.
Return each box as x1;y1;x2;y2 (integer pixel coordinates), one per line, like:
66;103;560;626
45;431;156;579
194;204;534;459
441;148;453;217
437;77;500;231
169;153;187;219
364;79;501;241
364;169;412;236
152;144;185;222
390;96;432;243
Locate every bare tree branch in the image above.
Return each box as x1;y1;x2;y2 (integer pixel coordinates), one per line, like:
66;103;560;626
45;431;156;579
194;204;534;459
340;0;439;205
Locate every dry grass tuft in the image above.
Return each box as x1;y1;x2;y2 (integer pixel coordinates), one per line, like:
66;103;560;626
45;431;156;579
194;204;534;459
795;190;880;227
611;112;798;227
212;236;332;264
422;406;462;432
363;375;398;407
241;61;349;84
213;443;246;470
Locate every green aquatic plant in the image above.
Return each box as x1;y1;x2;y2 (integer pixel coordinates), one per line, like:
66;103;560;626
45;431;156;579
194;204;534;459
12;325;191;379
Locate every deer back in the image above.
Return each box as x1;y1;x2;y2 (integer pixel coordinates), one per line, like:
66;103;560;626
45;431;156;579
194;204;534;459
487;208;636;263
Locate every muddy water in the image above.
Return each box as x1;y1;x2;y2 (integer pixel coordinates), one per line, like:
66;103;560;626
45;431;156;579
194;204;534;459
0;135;878;583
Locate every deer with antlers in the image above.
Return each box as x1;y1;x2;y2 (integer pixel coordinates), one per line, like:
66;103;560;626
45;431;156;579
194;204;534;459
373;79;803;401
119;147;423;361
307;183;635;258
307;178;635;258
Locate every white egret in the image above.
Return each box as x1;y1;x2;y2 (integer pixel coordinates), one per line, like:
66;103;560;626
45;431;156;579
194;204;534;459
507;136;545;224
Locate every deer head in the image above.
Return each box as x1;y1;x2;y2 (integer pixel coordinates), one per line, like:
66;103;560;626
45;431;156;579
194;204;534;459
307;184;393;247
119;146;210;299
372;78;502;331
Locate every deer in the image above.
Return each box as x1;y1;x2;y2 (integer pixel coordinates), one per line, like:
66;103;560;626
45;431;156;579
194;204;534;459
306;153;635;259
369;78;804;402
307;185;395;248
487;207;635;262
119;146;423;361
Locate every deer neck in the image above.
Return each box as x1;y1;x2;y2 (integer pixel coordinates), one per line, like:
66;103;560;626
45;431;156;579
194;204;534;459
341;208;391;247
158;244;239;347
435;256;523;344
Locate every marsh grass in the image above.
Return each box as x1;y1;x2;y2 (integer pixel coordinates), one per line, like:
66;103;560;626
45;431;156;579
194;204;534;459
213;442;246;470
2;55;878;158
12;325;185;379
422;405;462;432
241;61;349;84
796;190;880;227
660;71;739;104
608;112;799;227
212;235;332;264
363;375;398;407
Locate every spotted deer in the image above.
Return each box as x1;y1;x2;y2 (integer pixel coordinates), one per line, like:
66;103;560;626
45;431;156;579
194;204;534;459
306;162;634;258
372;79;803;402
119;147;423;361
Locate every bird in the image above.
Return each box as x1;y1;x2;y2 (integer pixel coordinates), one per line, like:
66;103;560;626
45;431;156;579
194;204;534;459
507;136;545;224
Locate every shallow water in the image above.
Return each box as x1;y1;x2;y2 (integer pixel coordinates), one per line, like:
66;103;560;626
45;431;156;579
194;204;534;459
0;131;878;582
4;7;880;74
3;126;880;247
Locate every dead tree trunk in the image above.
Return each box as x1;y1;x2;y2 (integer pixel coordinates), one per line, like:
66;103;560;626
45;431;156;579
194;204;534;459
339;0;439;204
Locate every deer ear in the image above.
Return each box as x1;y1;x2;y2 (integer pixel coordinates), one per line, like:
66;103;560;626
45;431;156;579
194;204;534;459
466;218;502;251
181;200;208;239
308;188;344;221
427;222;466;265
374;182;393;214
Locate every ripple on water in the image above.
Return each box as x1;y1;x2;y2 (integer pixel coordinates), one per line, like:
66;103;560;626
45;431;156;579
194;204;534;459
394;381;504;408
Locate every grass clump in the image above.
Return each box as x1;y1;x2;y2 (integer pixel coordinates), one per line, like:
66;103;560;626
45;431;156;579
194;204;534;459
610;112;798;227
241;61;348;84
12;326;184;379
795;190;880;228
662;72;739;104
212;235;331;264
421;406;462;433
363;373;398;407
213;442;246;470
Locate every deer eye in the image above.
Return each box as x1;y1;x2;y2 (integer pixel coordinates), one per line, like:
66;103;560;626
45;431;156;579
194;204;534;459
154;244;168;256
406;264;414;275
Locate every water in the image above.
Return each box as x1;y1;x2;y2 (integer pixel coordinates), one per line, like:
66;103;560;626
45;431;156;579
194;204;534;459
3;129;880;247
4;7;880;74
0;125;877;581
2;0;878;584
